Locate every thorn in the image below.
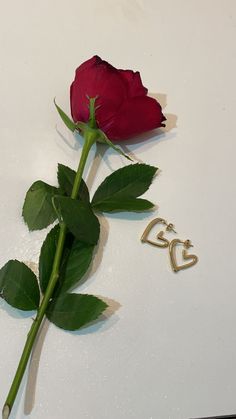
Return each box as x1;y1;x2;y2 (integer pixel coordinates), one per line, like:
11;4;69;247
2;405;10;419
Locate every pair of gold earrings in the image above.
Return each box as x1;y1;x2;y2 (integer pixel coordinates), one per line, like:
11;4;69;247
141;217;198;272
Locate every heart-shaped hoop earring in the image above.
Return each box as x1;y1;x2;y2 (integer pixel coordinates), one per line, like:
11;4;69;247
141;218;176;248
169;239;198;272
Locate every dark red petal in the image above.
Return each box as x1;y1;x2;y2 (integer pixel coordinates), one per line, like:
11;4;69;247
74;56;101;74
118;69;148;97
70;56;127;126
103;96;166;141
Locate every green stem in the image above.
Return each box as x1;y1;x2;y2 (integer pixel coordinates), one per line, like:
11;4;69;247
2;129;97;419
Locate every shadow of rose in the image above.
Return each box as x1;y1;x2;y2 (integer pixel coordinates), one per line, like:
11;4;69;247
150;92;177;134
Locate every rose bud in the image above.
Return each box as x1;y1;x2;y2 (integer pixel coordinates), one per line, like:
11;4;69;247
70;55;166;141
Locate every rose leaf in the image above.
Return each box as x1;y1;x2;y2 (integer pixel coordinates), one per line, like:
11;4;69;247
22;180;59;231
58;240;95;293
92;198;154;212
54;196;100;245
91;163;157;212
0;260;40;310
57;163;89;202
46;293;108;331
39;224;60;294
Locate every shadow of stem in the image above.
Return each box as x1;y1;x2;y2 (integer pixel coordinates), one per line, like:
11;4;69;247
24;319;50;415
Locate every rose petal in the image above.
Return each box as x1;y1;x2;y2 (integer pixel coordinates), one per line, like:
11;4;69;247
103;96;166;140
73;55;99;73
118;70;148;97
70;56;127;126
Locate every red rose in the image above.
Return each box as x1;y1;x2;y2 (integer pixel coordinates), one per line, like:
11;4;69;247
70;56;166;141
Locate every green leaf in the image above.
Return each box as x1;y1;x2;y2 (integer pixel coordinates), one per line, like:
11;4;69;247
39;224;94;295
92;198;154;212
54;99;77;132
39;224;60;294
57;164;89;202
92;163;157;212
22;181;59;231
46;293;108;331
59;240;95;293
54;196;100;245
0;260;40;310
97;130;133;161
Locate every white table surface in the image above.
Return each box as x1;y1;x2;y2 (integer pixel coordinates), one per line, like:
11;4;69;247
0;1;236;418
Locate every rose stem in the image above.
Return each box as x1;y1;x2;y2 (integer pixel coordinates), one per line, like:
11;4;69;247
2;128;98;419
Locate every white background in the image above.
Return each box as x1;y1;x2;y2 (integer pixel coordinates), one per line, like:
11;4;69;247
0;1;236;418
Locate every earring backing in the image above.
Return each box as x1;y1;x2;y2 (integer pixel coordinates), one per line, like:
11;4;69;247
165;222;177;234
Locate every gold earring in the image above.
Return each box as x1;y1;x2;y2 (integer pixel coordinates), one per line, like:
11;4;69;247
141;218;177;248
169;239;198;272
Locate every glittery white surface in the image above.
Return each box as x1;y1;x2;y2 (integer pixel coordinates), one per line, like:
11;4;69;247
1;1;236;418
